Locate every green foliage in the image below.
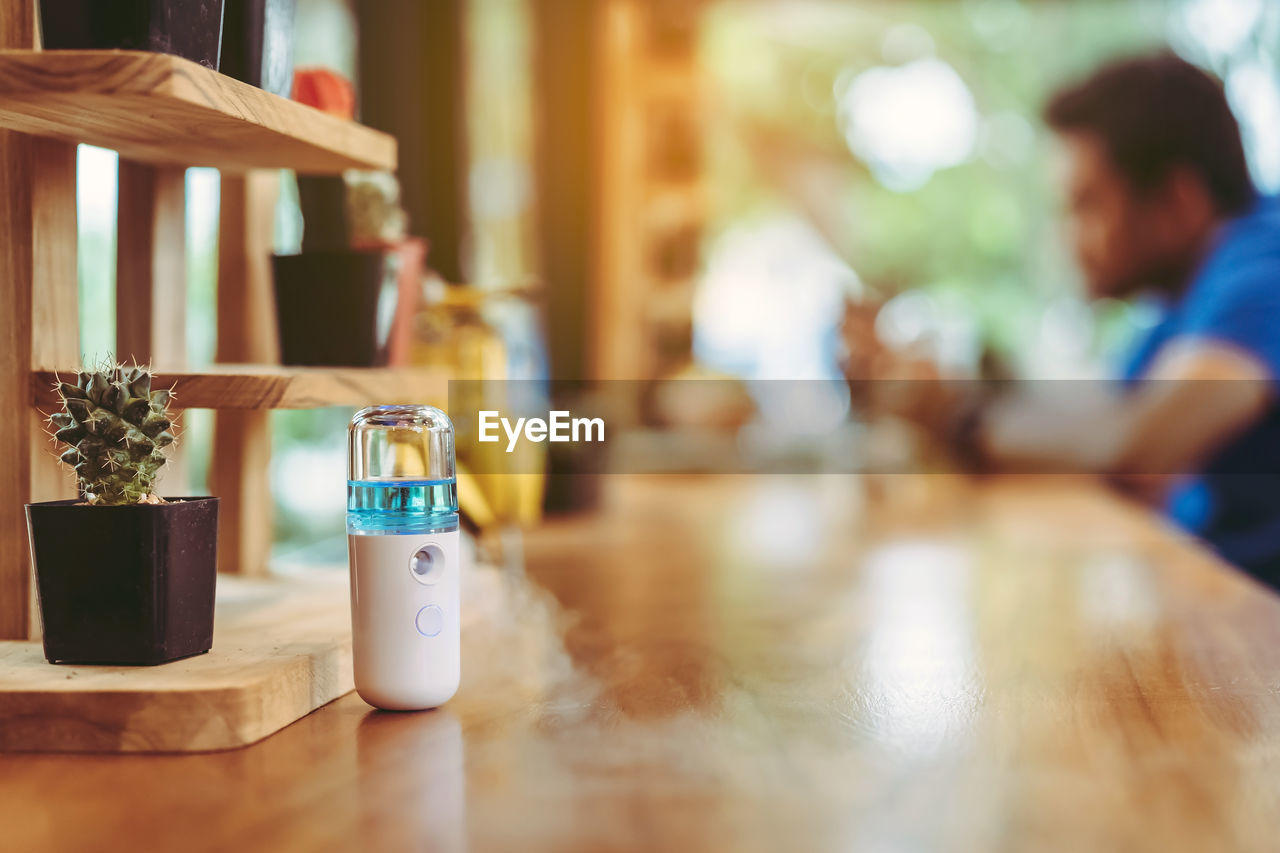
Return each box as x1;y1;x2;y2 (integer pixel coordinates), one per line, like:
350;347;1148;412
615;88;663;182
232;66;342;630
48;365;176;505
702;1;1172;365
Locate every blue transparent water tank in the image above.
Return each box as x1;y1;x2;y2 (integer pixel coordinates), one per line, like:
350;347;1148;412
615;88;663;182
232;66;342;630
347;405;459;535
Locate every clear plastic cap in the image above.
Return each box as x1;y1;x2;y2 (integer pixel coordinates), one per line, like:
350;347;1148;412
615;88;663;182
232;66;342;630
348;405;456;483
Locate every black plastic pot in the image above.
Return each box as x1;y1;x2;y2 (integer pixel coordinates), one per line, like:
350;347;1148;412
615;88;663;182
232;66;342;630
220;0;296;96
296;176;348;253
39;0;225;70
272;250;401;367
26;497;219;666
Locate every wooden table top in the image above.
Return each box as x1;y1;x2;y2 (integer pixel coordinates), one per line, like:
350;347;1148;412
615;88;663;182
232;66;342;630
3;474;1280;852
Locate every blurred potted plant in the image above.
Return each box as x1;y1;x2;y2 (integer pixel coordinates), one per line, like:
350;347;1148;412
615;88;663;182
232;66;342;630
272;68;426;367
220;0;297;96
26;365;219;666
40;0;226;70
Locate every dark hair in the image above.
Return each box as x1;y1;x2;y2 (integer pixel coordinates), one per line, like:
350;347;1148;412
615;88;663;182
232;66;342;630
1045;53;1255;215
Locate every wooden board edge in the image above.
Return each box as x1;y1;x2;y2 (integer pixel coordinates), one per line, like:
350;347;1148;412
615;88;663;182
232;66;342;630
0;643;354;753
30;367;453;411
0;50;397;172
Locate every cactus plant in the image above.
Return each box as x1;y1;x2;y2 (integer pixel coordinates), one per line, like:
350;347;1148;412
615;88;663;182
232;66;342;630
345;171;408;249
45;364;176;506
29;364;217;665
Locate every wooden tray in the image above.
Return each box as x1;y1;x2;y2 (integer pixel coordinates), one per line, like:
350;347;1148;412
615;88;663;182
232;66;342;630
0;573;353;752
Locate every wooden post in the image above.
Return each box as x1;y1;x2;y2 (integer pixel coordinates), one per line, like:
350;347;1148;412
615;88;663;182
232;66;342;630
594;0;648;381
591;0;708;382
116;162;187;366
116;160;190;495
1;130;45;642
0;0;80;640
532;0;600;382
210;171;279;575
0;136;80;639
357;0;469;283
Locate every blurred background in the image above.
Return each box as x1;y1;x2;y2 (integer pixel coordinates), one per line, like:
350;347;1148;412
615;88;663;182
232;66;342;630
68;0;1280;565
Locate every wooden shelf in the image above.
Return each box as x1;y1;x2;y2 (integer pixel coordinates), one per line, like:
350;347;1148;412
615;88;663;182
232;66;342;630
1;561;504;752
0;50;395;173
0;573;353;752
31;365;451;411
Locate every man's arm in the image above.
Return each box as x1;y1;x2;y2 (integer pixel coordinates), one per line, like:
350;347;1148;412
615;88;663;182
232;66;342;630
975;339;1273;476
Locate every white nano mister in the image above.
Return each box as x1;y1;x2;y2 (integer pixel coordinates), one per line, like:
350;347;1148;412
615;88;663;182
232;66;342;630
347;405;461;711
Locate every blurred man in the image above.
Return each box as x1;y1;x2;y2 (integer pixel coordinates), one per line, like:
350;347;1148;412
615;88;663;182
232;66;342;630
960;53;1280;584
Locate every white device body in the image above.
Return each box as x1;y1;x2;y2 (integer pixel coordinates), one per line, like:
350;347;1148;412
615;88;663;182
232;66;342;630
348;530;460;711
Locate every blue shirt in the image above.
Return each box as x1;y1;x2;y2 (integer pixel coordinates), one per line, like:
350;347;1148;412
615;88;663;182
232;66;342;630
1123;194;1280;583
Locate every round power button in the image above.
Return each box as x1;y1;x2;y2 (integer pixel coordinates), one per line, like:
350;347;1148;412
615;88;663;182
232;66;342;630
409;543;446;585
415;605;444;637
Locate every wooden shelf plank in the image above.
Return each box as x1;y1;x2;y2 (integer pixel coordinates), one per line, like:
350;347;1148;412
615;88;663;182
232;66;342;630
31;365;451;411
0;50;396;173
0;573;353;752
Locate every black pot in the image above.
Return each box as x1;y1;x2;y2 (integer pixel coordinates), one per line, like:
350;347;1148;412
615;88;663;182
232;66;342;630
272;250;400;367
26;497;219;666
220;0;296;96
296;176;348;253
39;0;225;70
